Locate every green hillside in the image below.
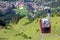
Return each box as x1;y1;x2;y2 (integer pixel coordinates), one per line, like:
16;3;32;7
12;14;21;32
0;16;60;40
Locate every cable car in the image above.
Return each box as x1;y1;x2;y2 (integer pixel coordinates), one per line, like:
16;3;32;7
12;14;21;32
40;18;51;33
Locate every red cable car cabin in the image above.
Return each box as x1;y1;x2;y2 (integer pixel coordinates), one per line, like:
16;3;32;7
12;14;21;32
40;18;51;33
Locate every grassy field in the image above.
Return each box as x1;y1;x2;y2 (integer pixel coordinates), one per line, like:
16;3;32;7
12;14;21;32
0;16;60;40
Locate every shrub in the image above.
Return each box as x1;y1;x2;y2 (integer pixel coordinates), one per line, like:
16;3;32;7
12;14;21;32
56;12;60;17
50;14;55;17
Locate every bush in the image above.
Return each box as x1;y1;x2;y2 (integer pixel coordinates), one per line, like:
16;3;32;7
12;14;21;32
56;12;60;17
50;14;55;17
0;19;6;27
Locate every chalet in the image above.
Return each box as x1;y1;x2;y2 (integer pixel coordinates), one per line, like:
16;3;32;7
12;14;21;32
15;2;24;9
